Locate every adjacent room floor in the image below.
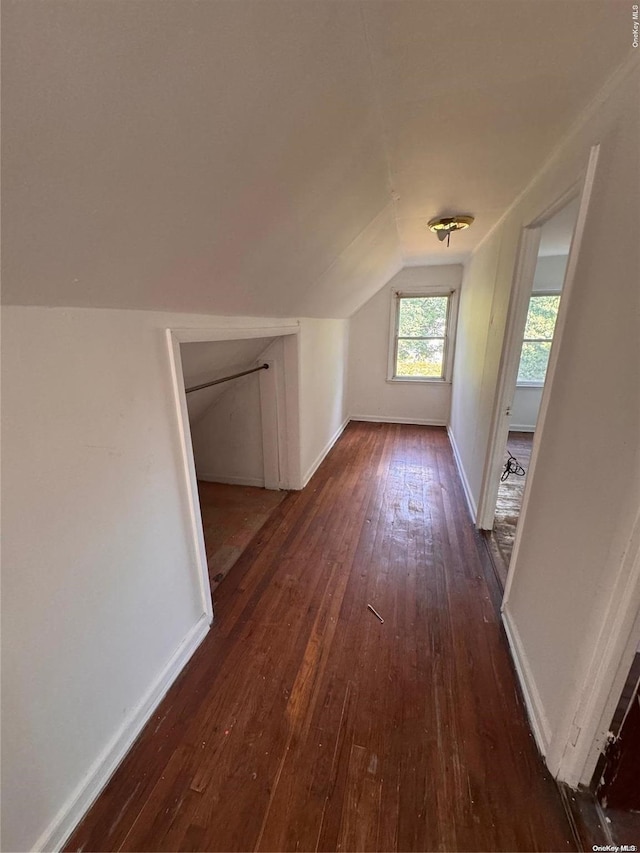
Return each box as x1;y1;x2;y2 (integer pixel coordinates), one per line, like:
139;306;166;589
488;431;534;584
197;481;288;591
66;423;575;853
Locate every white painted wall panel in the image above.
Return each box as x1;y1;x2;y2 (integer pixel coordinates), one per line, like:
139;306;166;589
191;372;265;487
449;61;640;777
510;387;543;431
348;265;462;426
531;255;569;291
449;240;503;501
0;307;346;851
298;318;350;484
1;306;211;852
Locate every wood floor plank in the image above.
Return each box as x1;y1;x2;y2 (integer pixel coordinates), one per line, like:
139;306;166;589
65;423;575;853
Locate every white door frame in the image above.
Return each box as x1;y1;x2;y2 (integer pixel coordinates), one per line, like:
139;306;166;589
165;322;301;622
476;145;600;536
257;335;297;491
551;511;640;786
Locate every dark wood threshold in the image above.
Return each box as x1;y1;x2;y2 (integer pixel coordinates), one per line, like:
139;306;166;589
558;783;614;853
480;528;509;592
473;526;506;614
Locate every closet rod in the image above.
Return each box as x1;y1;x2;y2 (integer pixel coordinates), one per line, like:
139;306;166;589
185;363;269;394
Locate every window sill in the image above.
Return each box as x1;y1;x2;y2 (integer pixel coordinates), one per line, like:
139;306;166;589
386;377;452;385
516;383;544;389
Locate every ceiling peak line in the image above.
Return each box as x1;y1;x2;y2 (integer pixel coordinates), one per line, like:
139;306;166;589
358;1;403;254
303;202;399;297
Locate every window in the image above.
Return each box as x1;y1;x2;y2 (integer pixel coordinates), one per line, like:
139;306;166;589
389;292;457;381
517;293;561;385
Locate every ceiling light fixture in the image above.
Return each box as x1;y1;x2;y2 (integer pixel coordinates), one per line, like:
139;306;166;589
427;215;474;247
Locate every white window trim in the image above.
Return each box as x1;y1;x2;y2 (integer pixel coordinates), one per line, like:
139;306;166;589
515;290;561;388
387;287;459;384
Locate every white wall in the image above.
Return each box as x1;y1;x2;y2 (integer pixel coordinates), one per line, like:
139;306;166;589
348;265;463;425
0;306;346;852
531;254;569;291
298;318;350;484
510;387;543;431
181;337;275;487
191;372;265;487
449;59;640;781
511;255;568;430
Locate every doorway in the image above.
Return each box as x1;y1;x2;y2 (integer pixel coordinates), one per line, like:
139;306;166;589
594;649;640;836
486;200;579;582
166;323;301;619
180;336;288;591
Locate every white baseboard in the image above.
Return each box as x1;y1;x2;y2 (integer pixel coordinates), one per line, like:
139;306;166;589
446;426;477;522
509;424;536;433
302;417;349;488
197;473;265;488
37;613;210;853
501;604;552;756
350;415;447;426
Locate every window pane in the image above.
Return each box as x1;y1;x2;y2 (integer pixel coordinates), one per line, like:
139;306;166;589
517;341;552;383
396;339;444;377
398;296;448;337
523;295;561;340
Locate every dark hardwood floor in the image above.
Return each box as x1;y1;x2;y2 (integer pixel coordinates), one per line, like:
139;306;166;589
197;481;287;591
66;423;575;852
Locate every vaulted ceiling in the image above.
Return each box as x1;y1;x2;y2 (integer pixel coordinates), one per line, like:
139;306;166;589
2;0;631;318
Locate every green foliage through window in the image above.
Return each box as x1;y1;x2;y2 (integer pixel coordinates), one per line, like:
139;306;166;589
395;296;449;378
517;294;560;383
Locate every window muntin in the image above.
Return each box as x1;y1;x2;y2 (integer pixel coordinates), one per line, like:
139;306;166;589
393;295;451;380
517;294;561;384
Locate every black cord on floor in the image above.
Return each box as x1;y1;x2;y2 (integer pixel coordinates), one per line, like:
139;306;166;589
501;451;526;482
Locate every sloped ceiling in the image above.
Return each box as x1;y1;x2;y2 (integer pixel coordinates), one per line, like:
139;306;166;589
1;0;631;318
